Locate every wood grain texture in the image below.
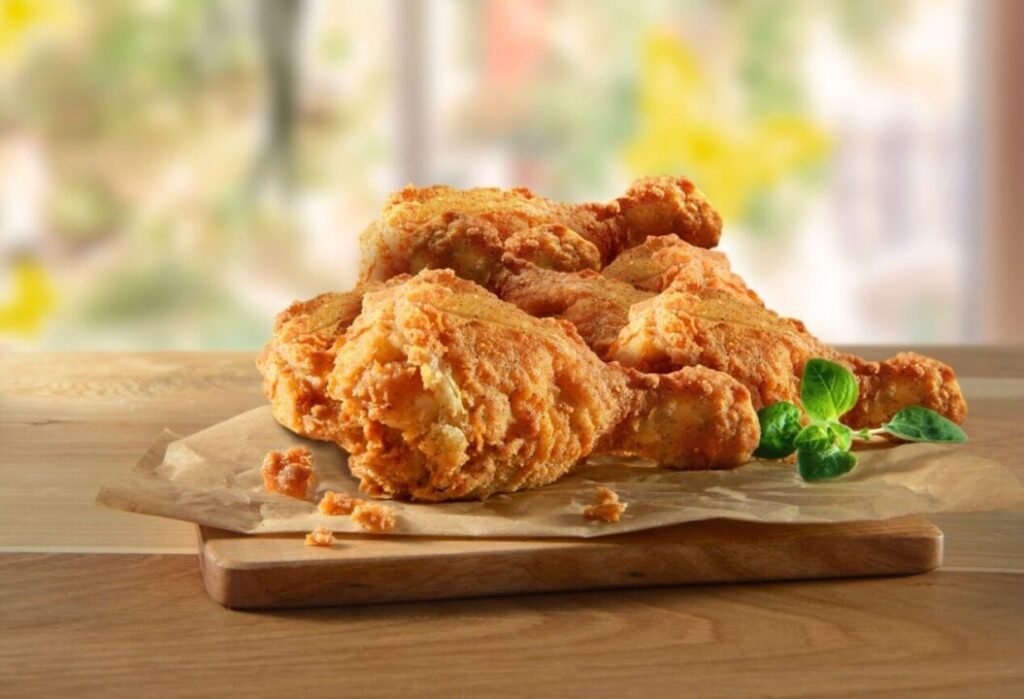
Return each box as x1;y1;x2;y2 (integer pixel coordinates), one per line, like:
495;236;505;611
2;554;1022;698
0;352;264;552
199;517;942;608
1;349;1023;697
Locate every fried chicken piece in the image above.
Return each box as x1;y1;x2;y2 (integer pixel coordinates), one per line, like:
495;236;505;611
610;288;967;428
357;176;721;289
326;269;758;501
257;288;372;441
506;235;966;428
842;352;966;429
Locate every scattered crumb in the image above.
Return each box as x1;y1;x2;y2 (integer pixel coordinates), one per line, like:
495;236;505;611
304;526;335;547
318;490;361;516
351;501;396;532
262;447;316;499
583;486;628;524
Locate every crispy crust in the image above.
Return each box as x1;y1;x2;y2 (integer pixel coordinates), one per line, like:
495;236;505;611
262;447;317;500
256;288;374;442
327;269;758;501
583;486;628;523
351;502;396;532
304;526;336;547
318;490;360;516
610;289;966;427
497;260;651;357
602;234;761;302
357;176;722;289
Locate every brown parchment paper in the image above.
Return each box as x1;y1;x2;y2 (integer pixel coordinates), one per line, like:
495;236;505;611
96;406;1024;539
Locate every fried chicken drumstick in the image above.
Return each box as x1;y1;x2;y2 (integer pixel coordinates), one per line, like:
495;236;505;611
500;236;966;429
358;176;722;289
325;269;758;501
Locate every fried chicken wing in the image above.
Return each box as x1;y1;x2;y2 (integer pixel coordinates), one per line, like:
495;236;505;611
327;269;758;501
357;176;722;289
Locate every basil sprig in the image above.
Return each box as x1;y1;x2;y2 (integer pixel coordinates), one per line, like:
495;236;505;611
754;358;968;481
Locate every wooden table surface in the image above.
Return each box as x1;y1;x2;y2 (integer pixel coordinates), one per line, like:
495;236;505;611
2;348;1023;697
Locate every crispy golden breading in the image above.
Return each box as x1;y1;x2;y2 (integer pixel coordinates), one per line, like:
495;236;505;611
497;260;652;357
610;289;966;428
583;486;628;523
351;502;397;532
326;269;758;501
262;447;317;499
602;234;762;303
304;526;336;547
498;235;756;357
611;289;831;406
257;288;371;441
318;490;360;516
499;236;966;429
357;176;721;288
842;352;967;429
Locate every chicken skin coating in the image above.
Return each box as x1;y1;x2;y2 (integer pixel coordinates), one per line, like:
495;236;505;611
601;234;763;303
257;288;370;442
327;269;758;501
503;236;966;429
357;176;722;289
497;234;756;357
496;259;652;357
610;289;967;429
841;352;967;429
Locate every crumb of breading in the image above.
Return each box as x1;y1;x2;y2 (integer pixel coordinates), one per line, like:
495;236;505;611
351;501;396;532
318;490;361;516
304;525;335;547
262;447;316;499
583;486;627;523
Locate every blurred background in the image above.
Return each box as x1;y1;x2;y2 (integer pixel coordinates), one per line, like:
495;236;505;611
0;0;1020;350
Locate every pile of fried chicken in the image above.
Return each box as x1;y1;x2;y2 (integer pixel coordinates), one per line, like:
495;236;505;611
258;177;966;502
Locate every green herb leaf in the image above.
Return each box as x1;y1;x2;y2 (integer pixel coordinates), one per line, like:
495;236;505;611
800;359;859;422
881;406;968;444
754;401;803;459
798;447;858;481
828;422;853;451
794;421;852;452
794;423;832;452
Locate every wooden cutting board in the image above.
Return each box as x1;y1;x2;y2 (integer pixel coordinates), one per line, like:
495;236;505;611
198;515;942;608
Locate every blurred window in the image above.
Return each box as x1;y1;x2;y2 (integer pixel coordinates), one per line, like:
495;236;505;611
0;0;979;348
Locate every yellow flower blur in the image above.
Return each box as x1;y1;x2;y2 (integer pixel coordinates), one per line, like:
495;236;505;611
0;258;57;336
0;0;73;65
625;32;830;222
